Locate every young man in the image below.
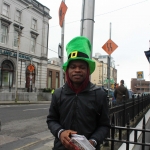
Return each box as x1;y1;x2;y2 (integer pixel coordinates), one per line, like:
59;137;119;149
47;36;110;150
114;80;129;103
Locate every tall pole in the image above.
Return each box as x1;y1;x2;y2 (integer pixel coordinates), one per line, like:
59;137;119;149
149;41;150;93
140;80;141;94
107;23;111;96
15;24;21;102
59;0;65;87
101;61;103;86
80;0;95;58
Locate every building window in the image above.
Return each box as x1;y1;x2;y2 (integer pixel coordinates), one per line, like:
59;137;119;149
15;10;21;22
104;67;106;74
1;60;14;87
2;3;9;17
30;36;36;52
32;19;37;30
0;24;8;44
14;29;18;47
56;72;59;88
48;71;52;89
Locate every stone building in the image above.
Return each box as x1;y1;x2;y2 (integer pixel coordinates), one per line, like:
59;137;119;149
91;54;117;89
0;0;51;92
47;58;66;89
131;78;150;94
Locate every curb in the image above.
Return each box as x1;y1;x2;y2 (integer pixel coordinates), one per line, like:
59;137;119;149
0;101;51;105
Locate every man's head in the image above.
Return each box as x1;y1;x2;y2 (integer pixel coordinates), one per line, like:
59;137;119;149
120;80;124;85
67;59;89;84
63;36;95;75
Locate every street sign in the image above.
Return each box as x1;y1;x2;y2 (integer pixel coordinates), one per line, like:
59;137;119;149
104;78;115;84
102;39;118;55
137;71;144;80
59;1;68;27
28;64;34;72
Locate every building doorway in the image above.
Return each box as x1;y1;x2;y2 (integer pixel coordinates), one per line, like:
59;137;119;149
0;60;14;89
26;65;35;92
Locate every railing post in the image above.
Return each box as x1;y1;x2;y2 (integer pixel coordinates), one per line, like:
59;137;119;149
111;113;115;150
137;94;140;116
142;116;145;150
132;94;135;122
123;95;126;126
142;94;144;113
126;113;130;150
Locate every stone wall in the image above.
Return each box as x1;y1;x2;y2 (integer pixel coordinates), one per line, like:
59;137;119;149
0;92;37;101
0;92;52;101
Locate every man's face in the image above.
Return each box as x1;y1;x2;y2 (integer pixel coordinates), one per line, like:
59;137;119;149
68;60;88;84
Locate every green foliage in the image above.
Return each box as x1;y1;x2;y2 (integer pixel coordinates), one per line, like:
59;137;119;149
43;88;51;92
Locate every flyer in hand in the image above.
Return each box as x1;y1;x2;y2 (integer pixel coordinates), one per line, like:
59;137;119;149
70;134;95;150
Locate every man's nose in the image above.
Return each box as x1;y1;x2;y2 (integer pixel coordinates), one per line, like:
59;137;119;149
74;67;81;71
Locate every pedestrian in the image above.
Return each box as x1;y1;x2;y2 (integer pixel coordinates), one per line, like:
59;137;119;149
46;36;110;150
114;80;129;103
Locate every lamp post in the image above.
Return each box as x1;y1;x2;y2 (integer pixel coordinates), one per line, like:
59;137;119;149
100;61;104;86
15;4;33;102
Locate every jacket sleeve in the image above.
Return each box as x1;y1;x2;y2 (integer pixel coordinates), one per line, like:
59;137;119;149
90;90;110;145
46;90;63;138
114;89;117;99
125;88;129;99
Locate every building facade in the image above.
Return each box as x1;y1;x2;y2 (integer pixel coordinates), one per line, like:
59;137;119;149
47;58;66;90
131;78;150;94
91;53;117;89
0;0;51;92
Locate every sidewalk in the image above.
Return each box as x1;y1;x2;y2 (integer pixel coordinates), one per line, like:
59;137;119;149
0;100;51;105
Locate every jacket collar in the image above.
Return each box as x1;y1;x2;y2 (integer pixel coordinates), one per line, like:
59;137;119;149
63;82;101;94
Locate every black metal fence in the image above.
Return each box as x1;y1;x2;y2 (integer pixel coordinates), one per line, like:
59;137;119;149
106;114;150;150
109;94;150;127
105;94;150;150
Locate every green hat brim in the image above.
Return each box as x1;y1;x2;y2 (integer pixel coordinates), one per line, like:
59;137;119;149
63;57;95;75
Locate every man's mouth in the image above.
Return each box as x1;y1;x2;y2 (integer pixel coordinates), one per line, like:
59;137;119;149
73;74;82;77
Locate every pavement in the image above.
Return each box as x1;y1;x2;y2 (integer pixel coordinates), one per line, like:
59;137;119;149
0;100;51;105
0;100;54;150
0;100;109;150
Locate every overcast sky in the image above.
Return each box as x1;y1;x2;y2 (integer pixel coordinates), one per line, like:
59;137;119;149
38;0;150;88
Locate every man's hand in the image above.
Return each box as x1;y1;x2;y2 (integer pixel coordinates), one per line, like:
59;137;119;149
89;140;95;147
60;130;77;150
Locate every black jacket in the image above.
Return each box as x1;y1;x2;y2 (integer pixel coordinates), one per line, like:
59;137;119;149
114;85;129;102
47;82;110;150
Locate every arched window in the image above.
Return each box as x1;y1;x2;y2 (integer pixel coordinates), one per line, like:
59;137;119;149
0;60;14;87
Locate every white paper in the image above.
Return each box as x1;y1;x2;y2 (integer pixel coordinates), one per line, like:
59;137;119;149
70;134;96;150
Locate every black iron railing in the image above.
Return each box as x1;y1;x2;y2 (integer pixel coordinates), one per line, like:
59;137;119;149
105;114;150;150
109;94;150;127
104;94;150;150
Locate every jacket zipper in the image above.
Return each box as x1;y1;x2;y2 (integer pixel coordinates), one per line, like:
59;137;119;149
70;94;77;128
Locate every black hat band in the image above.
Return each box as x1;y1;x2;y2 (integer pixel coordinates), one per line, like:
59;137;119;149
68;51;89;59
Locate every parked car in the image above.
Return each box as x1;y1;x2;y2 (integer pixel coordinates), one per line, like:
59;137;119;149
128;89;134;99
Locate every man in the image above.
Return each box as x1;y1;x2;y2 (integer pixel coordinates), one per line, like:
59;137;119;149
47;36;110;150
114;80;129;103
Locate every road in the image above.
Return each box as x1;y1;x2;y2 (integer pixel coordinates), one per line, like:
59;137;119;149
0;104;54;150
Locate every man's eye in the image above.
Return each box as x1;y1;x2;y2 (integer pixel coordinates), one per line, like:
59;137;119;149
81;66;86;69
70;65;75;69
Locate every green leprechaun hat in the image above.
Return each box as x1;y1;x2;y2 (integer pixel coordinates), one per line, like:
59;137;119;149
63;36;95;74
